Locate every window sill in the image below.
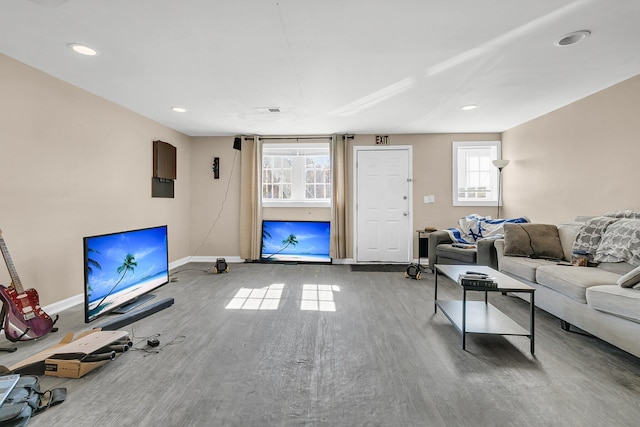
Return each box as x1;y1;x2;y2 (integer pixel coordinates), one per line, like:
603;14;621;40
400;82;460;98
453;201;499;207
263;200;331;208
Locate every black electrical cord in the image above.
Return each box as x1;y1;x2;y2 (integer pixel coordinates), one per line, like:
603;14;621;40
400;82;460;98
191;149;239;266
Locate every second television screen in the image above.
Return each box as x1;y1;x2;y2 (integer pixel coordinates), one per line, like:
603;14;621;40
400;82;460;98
261;221;331;263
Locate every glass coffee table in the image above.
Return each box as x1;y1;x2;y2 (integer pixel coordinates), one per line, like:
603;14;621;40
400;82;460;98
434;264;535;354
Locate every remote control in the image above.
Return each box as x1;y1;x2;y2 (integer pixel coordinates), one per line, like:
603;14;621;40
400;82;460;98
466;271;488;276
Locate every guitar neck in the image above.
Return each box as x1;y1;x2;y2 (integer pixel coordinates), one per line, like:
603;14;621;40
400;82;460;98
0;237;24;294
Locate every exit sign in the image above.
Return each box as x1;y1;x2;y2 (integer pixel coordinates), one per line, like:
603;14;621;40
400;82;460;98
375;135;389;145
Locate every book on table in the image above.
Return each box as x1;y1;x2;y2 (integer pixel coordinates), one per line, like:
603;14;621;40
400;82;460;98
457;273;498;288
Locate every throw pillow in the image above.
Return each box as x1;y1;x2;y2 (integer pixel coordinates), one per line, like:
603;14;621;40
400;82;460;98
503;223;565;260
572;216;620;260
594;219;640;265
617;265;640;288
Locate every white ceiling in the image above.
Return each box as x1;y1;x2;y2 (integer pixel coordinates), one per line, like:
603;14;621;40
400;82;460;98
2;0;640;137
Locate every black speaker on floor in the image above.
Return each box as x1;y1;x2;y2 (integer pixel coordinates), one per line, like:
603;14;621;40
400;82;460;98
233;137;241;151
95;298;175;331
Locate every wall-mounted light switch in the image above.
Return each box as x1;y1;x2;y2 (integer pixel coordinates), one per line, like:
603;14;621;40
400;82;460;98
424;196;429;204
429;195;435;203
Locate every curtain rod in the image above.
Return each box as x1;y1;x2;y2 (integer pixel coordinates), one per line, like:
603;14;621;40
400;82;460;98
242;135;354;141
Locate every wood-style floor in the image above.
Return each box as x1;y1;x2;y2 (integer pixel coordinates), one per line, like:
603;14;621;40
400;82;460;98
2;262;640;426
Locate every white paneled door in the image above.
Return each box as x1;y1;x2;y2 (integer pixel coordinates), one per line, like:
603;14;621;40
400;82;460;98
355;147;412;263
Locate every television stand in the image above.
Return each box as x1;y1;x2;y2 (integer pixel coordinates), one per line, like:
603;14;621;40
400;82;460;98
111;293;156;314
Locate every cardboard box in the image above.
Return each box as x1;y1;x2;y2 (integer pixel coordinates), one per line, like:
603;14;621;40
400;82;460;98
8;329;131;378
44;359;108;378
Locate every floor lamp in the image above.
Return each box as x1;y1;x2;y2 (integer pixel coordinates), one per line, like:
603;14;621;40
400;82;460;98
492;159;510;219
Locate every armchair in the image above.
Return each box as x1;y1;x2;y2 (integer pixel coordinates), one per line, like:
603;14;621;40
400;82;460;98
428;230;498;272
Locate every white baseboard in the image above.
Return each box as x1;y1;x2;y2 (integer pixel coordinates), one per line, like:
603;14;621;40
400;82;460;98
44;293;83;315
42;256;242;315
181;256;245;264
332;258;355;265
169;256;192;269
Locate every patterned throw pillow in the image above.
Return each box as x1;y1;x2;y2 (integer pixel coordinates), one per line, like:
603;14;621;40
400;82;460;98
594;219;640;265
573;216;620;260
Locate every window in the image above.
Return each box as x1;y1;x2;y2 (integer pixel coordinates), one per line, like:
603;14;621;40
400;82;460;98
262;143;331;207
452;141;501;206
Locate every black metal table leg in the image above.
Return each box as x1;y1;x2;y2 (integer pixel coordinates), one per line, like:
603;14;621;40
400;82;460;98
434;269;439;313
530;291;535;355
462;288;467;350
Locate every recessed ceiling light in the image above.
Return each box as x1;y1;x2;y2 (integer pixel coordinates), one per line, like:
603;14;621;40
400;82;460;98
555;30;591;47
68;43;97;56
461;104;478;111
253;107;281;113
171;106;187;113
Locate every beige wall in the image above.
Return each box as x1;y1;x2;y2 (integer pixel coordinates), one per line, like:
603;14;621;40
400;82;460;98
189;134;502;261
502;74;640;223
189;136;332;258
347;134;501;258
188;137;241;257
189;91;640;263
0;54;192;307
3;50;640;308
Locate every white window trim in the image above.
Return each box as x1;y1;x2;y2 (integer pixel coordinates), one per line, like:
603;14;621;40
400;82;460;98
452;140;502;207
262;200;331;208
262;142;331;208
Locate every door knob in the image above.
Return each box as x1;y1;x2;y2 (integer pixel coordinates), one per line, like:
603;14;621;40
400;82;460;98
403;212;408;216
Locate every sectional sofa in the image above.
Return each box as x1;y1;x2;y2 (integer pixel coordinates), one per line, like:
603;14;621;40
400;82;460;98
493;214;640;358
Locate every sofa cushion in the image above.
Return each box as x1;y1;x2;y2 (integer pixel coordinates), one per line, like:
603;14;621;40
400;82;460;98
498;256;555;283
536;265;621;303
597;261;635;275
617;265;640;288
558;222;584;263
586;285;640;323
503;223;564;260
435;244;477;264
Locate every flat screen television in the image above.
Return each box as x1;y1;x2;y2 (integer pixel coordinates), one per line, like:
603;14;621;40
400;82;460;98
83;225;169;323
260;220;331;263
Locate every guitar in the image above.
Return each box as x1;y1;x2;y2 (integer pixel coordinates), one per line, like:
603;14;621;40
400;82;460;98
0;228;56;341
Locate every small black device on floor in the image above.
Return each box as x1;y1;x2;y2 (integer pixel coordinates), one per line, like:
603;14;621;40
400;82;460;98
405;263;424;280
213;258;229;274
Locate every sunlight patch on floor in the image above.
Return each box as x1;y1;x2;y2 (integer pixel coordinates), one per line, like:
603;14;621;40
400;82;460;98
225;283;340;311
225;283;284;310
301;284;340;312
